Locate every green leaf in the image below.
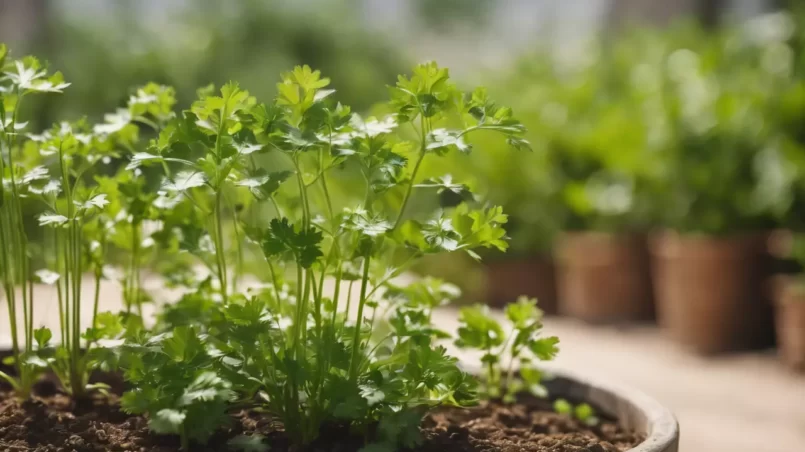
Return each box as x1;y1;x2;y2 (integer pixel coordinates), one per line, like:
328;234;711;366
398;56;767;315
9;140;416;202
553;398;572;415
415;175;474;201
34;327;52;348
163;326;205;363
528;336;559;361
179;372;233;406
426;129;471;154
35;269;60;285
120;388;155;415
235;169;292;201
126;152;164;170
21;166;49;185
150;408;186;435
344;208;391;237
79;194;110;210
575;403;596;423
359;384;385;407
38;213;68;227
162;171;206;192
505;297;540;328
262;218;323;268
455;305;504;349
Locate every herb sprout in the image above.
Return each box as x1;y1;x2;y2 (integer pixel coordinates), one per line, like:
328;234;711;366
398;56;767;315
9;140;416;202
455;297;559;401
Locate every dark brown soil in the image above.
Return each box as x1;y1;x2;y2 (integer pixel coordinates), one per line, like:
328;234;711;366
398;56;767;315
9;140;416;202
0;384;644;452
418;398;644;452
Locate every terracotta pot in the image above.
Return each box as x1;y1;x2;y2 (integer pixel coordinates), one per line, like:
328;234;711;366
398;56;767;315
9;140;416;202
484;255;558;314
772;277;805;371
651;232;774;354
556;232;654;323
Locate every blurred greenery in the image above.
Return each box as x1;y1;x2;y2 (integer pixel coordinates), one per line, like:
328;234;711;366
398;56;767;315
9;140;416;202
9;2;805;270
423;12;805;264
23;0;405;128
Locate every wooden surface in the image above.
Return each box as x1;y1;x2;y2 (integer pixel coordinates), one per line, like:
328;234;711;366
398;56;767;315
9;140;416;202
1;278;804;451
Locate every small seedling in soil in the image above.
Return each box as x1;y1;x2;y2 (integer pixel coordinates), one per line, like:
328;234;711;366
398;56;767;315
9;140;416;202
455;296;560;401
554;398;600;426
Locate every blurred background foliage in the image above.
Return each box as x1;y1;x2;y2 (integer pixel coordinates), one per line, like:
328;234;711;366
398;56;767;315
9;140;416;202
7;0;406;128
4;0;805;298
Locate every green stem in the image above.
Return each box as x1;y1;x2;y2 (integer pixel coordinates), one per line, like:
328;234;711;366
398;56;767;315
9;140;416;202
0;206;20;368
318;146;334;222
232;202;243;293
213;191;228;303
392;116;428;229
344;279;355;324
92;268;101;329
348;254;371;382
293;263;304;355
50;229;66;347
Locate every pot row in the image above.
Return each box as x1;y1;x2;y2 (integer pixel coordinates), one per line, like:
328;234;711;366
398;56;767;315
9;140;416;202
485;231;805;369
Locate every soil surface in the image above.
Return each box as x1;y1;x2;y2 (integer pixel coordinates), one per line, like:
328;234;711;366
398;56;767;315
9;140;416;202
0;384;644;452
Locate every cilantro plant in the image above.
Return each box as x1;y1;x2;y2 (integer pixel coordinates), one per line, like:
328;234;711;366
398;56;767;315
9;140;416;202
119;326;235;451
29;81;177;399
119;62;531;450
0;44;71;399
3;42;554;451
455;297;559;402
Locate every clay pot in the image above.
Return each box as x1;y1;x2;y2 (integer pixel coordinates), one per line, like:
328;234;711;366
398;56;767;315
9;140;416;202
556;232;654;323
464;365;680;452
650;232;774;354
542;368;679;452
772;277;805;371
484;255;558;314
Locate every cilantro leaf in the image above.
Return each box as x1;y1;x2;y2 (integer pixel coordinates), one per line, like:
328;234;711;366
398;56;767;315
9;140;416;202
262;217;323;268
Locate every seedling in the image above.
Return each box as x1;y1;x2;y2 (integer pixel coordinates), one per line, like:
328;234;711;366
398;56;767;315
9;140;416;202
554;398;600;426
455;296;559;401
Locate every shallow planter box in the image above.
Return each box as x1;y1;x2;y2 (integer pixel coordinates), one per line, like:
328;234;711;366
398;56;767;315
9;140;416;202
542;368;679;452
484;255;558;314
557;232;654;323
650;231;774;354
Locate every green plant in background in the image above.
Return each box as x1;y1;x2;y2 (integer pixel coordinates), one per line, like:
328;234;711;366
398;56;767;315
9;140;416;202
0;44;70;398
455;297;559;401
23;0;405;130
651;22;794;235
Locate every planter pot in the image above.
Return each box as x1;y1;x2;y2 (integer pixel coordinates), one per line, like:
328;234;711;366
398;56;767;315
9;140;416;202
557;232;654;323
772;277;805;371
542;368;679;452
650;231;774;354
484;255;558;314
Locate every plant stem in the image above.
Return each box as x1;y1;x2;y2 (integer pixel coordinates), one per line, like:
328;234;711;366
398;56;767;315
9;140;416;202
213;191;228;303
348;254;371;382
92;267;101;329
393;115;429;229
